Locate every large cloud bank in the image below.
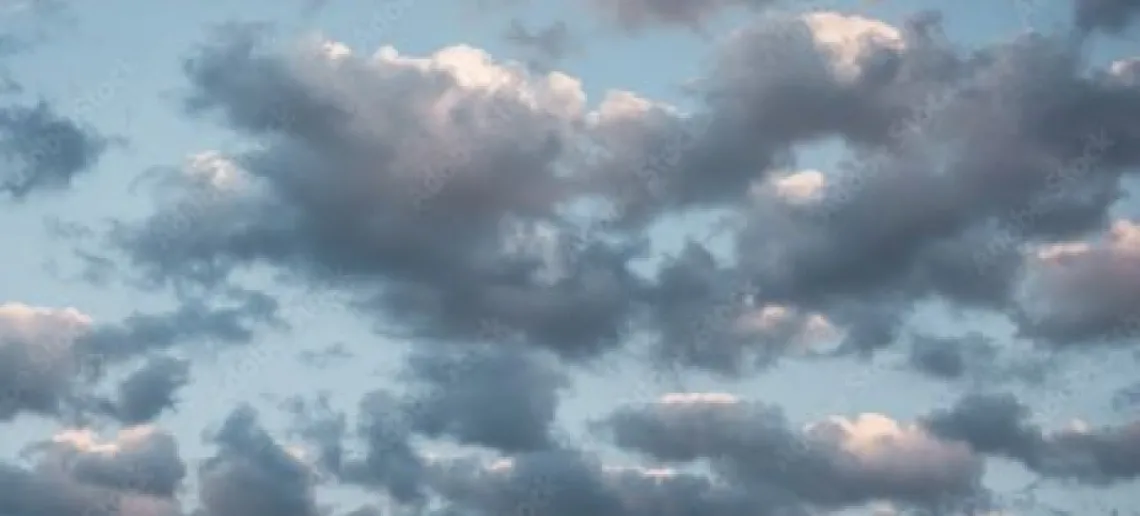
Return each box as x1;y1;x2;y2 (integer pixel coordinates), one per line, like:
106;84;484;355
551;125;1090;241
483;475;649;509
4;0;1140;514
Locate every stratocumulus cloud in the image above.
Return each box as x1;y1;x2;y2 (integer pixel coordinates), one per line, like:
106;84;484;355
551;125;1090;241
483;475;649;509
4;1;1140;515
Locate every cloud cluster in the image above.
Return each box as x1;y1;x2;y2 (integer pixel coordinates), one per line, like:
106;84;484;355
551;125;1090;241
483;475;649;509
32;388;1122;515
196;406;322;516
113;27;642;361
0;425;184;516
399;343;570;453
925;393;1140;485
105;7;1140;377
0;293;279;424
8;0;1140;515
600;394;986;512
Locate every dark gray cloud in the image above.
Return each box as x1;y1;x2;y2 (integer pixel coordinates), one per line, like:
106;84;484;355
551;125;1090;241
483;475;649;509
0;292;277;423
0;423;184;516
112;23;645;360
905;332;1050;385
1114;380;1140;410
344;392;429;505
1072;0;1140;34
283;391;429;507
282;392;347;476
0;1;110;199
197;405;321;516
23;426;187;498
0;302;94;421
582;10;909;223
925;393;1140;485
599;395;988;512
103;3;1140;387
278;373;812;515
279;387;811;516
430;449;626;516
1011;220;1140;347
100;355;192;425
280;345;570;507
644;242;839;375
400;343;570;453
77;289;281;363
0;463;181;516
5;2;1140;515
428;447;806;516
583;9;1140;369
908;333;984;379
0;101;109;199
729;35;1130;303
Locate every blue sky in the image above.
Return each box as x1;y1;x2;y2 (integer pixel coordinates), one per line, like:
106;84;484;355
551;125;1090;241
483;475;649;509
2;1;1140;515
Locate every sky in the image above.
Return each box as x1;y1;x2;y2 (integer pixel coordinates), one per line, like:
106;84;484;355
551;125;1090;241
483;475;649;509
1;0;1140;515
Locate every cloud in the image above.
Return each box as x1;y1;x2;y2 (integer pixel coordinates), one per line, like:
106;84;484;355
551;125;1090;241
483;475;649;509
607;11;1140;363
0;0;72;46
400;342;570;452
0;463;181;516
27;5;1140;514
104;5;1140;384
281;393;347;476
6;387;1131;515
0;1;111;200
113;24;643;360
279;387;813;515
0;293;279;423
77;289;282;363
428;447;807;516
924;392;1140;485
585;0;781;33
0;101;110;199
581;10;908;223
1014;219;1140;346
98;355;192;425
0;423;184;516
645;242;838;374
348;392;433;505
905;332;1050;385
197;405;321;516
0;302;93;421
1072;0;1140;34
908;332;993;380
23;425;187;498
503;19;576;65
598;394;987;512
28;4;1140;510
470;0;782;32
